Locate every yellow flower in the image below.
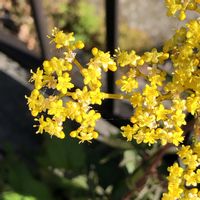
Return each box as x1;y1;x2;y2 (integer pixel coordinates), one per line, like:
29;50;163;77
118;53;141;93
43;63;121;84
70;127;99;143
26;89;46;117
65;101;83;123
89;89;105;105
162;162;184;200
143;85;159;107
186;20;200;46
130;92;143;108
81;110;101;128
78;129;98;143
186;94;200;115
43;74;57;89
115;49;142;67
35;115;46;134
30;68;43;90
178;144;199;173
43;57;72;76
148;69;166;86
72;86;91;108
52;29;75;49
82;65;102;90
143;128;157;145
178;145;192;159
165;0;182;16
169;128;184;146
47;99;65;120
156;128;169;145
56;72;74;94
121;124;139;141
193;142;200;158
171;110;186;127
131;111;156;128
156;104;171;121
90;48;117;72
116;76;138;93
142;48;169;64
75;40;85;49
184;170;197;186
183;188;199;200
35;115;65;139
179;10;186;21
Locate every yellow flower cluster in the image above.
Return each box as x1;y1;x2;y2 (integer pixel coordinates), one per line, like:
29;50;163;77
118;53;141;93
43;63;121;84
26;1;200;198
165;0;200;20
162;144;200;200
27;13;200;145
26;28;104;142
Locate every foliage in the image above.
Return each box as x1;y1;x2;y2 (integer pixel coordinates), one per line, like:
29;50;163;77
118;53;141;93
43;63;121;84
45;0;103;49
1;133;156;199
1;191;37;200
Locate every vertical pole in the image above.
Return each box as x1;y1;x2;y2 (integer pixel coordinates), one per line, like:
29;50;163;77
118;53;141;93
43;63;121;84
105;0;118;115
30;0;51;60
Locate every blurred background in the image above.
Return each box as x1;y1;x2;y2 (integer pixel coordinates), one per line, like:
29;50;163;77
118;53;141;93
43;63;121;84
0;0;189;199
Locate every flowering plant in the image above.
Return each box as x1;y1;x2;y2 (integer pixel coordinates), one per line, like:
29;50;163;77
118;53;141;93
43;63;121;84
27;0;200;199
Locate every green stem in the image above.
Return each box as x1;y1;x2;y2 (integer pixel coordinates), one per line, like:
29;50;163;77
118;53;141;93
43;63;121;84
73;58;84;72
103;93;131;100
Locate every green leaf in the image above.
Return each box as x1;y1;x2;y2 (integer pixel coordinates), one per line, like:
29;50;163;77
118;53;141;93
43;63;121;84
1;191;37;200
120;150;140;174
6;162;52;200
71;175;88;190
38;136;86;171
